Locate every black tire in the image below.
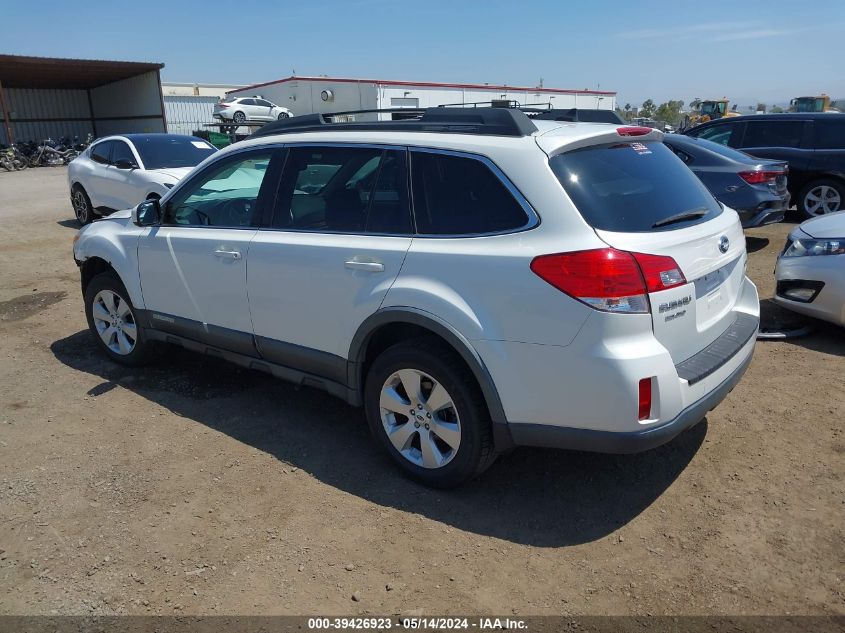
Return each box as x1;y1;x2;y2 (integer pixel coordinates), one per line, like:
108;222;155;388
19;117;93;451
232;111;246;124
277;112;290;120
84;272;160;367
797;178;844;219
364;338;496;488
71;184;93;226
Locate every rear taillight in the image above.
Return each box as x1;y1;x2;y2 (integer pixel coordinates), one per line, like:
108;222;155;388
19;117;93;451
530;248;687;314
638;378;652;421
217;103;230;109
631;252;686;292
616;126;652;136
738;170;783;185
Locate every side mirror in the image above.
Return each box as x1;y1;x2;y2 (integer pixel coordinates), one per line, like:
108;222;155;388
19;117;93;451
133;199;161;226
114;158;138;170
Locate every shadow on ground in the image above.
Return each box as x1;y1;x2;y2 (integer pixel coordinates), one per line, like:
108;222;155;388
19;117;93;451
56;219;80;229
744;236;770;253
51;329;706;547
759;298;845;357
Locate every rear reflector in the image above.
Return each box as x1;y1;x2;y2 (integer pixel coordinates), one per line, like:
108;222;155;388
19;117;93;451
738;170;783;184
530;248;687;314
638;378;652;420
616;126;652;137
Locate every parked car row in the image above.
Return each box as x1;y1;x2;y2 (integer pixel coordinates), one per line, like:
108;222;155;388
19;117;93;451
683;113;845;219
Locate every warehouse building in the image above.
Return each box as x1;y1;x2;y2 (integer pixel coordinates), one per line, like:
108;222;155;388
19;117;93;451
226;76;617;118
0;54;166;145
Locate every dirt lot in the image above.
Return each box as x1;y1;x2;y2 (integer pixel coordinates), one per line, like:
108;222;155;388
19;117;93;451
0;167;842;617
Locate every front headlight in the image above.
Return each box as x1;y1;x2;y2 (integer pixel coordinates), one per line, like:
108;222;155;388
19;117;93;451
782;238;845;257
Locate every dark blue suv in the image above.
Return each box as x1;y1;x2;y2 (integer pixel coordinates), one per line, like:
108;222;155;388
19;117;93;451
684;113;845;218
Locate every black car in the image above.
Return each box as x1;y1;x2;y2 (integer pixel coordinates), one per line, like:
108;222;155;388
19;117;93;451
683;113;845;218
663;134;789;228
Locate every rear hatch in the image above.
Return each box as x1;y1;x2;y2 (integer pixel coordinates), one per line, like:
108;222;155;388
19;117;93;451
546;133;747;364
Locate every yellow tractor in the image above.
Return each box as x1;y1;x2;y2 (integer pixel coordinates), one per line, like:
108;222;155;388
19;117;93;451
790;95;840;113
682;99;741;130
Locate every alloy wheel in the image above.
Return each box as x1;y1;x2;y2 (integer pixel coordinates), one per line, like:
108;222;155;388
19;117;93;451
379;369;461;469
91;290;137;355
73;190;89;224
804;185;841;215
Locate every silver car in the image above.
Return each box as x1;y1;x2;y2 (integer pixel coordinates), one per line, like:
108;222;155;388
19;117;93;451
775;212;845;326
213;96;292;124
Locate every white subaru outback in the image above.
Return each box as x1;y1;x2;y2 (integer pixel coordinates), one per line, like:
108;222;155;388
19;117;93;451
72;108;759;488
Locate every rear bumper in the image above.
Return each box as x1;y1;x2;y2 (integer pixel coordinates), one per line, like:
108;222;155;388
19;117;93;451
737;195;790;228
509;332;755;454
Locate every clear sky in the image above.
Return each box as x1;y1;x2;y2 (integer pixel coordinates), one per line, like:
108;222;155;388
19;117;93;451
2;0;844;106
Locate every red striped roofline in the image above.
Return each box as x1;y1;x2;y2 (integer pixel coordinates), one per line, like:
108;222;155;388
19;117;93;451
227;75;616;96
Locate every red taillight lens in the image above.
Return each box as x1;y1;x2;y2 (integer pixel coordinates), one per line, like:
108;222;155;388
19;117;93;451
530;249;687;313
530;249;648;313
616;126;652;136
738;170;782;185
217;103;230;108
631;252;687;292
638;378;652;421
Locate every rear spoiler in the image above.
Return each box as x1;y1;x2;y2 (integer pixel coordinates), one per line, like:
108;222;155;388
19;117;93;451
536;125;664;157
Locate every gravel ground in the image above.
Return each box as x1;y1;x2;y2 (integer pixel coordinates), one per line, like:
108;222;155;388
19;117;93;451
0;167;843;616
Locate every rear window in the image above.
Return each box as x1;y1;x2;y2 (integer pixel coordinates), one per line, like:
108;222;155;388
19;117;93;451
411;151;530;235
813;120;845;150
742;120;804;148
132;135;216;170
549;141;722;233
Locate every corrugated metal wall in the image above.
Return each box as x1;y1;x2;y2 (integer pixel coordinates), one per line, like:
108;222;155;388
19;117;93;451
0;88;93;144
90;70;165;136
164;95;217;135
1;69;166;144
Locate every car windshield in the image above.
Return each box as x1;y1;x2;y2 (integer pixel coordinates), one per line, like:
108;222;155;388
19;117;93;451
550;141;722;232
793;98;823;113
700;102;724;116
132;136;217;170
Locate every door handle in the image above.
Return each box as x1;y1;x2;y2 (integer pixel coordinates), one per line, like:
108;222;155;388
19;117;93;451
345;260;384;272
214;249;242;260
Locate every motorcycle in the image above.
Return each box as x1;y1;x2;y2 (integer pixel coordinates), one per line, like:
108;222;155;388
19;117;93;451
0;145;30;171
28;139;78;167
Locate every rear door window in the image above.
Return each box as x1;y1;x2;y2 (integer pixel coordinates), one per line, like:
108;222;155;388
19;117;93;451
813;120;845;149
691;123;737;147
741;120;805;148
272;146;412;234
410;151;530;235
549;141;722;233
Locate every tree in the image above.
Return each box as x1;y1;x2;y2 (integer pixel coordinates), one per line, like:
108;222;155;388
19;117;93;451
756;103;767;113
690;97;702;111
624;103;632;121
770;105;784;113
654;100;685;126
640;99;656;118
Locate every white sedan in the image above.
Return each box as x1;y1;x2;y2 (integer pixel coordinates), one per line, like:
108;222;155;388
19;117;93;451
68;134;217;225
775;211;845;326
213;96;292;123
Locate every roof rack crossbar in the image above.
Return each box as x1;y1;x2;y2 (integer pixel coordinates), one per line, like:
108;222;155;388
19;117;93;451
248;107;538;139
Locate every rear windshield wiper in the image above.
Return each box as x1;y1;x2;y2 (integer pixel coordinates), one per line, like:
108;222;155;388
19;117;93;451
652;208;709;228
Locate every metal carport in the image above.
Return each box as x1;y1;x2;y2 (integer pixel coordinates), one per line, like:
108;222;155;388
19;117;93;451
0;54;166;145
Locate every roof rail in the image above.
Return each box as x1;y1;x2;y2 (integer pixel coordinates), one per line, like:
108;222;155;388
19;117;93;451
248;107;538;139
